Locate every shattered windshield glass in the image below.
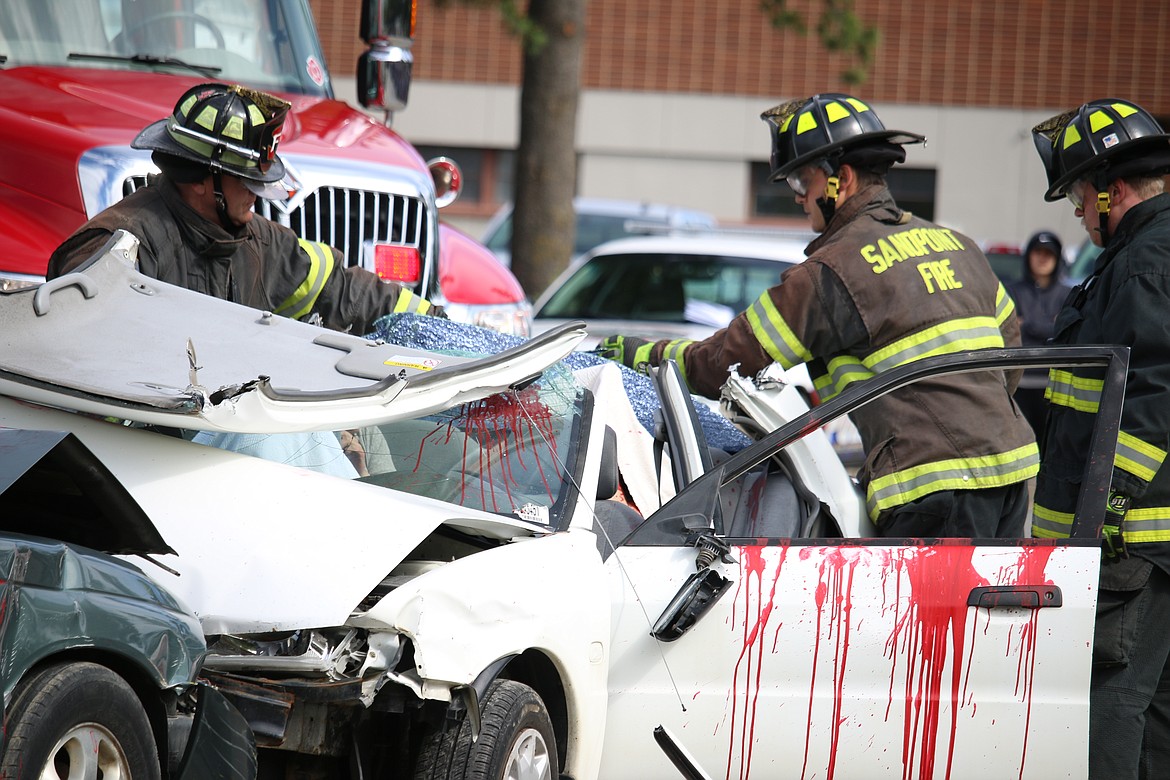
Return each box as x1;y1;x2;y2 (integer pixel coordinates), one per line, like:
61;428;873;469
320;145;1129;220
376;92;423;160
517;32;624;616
192;361;588;531
355;363;587;529
0;0;330;96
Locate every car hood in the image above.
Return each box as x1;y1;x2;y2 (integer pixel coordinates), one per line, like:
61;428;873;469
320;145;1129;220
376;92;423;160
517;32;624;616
0;386;560;634
0;231;585;433
124;444;551;634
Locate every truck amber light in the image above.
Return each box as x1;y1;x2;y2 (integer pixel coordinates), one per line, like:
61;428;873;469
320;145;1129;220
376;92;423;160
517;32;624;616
375;245;421;283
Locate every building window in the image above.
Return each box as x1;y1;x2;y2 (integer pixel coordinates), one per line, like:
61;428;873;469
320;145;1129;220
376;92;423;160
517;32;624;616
415;145;515;217
750;162;937;222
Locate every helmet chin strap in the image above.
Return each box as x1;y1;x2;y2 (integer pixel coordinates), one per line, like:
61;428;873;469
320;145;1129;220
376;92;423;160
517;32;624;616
211;170;247;230
212;170;231;228
815;164;842;225
1093;173;1112;246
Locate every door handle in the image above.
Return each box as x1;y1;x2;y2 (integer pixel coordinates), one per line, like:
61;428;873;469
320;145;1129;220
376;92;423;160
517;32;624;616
967;585;1062;609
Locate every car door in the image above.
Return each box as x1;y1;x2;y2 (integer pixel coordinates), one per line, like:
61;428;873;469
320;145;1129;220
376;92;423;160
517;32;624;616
601;346;1126;780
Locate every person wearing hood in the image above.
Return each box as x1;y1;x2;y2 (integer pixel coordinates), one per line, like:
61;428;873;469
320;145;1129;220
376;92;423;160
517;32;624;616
1005;230;1072;438
48;82;442;334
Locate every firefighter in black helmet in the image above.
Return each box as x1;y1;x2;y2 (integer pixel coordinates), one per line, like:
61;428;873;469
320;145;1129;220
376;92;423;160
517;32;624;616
134;81;293;227
1030;99;1170;780
762;93;924;229
48;82;442;333
601;94;1036;539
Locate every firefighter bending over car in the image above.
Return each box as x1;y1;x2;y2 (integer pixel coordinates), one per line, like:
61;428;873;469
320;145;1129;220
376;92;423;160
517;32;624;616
601;93;1036;539
48;82;442;334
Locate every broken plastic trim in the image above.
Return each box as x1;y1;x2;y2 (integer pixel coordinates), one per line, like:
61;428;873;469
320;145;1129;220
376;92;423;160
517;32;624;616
651;568;732;642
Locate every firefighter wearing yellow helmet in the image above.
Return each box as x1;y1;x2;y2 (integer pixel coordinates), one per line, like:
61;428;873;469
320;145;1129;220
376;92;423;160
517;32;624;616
48;83;441;333
1031;98;1170;780
601;94;1036;538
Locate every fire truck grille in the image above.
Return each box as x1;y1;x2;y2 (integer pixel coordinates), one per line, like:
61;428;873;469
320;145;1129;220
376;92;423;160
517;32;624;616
123;177;427;270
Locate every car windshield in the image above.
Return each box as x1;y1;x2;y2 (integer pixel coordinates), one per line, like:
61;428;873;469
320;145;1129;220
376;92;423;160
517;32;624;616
356;365;588;529
193;361;589;531
538;252;793;327
0;0;330;96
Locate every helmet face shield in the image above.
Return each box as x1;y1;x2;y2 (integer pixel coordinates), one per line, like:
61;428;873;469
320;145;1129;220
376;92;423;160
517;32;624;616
240;175;290;202
784;161;832;196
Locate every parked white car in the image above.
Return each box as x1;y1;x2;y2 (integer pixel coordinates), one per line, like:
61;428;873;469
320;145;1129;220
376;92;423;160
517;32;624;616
0;231;1123;779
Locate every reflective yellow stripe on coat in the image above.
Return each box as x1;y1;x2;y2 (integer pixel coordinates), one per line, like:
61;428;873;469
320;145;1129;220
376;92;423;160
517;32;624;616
1044;371;1167;483
1034;502;1170;543
867;443;1039;520
663;339;696;387
275;239;336;321
392;289;433;315
1045;369;1103;413
746;292;812;369
813;315;1005;401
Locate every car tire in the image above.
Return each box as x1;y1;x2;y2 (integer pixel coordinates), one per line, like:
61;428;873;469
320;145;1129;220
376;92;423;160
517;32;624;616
415;679;558;780
0;661;161;780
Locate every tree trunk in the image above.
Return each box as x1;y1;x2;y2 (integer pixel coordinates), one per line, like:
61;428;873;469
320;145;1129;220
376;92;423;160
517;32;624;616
510;0;586;300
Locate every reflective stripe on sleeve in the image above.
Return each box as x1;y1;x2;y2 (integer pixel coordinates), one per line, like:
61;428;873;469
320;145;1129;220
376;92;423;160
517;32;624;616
1120;506;1170;544
274;239;335;321
1034;503;1170;544
1044;369;1103;412
745;292;812;369
663;339;695;388
392;289;433;315
1031;503;1074;539
867;442;1040;519
995;283;1016;327
1115;431;1167;483
813;355;872;402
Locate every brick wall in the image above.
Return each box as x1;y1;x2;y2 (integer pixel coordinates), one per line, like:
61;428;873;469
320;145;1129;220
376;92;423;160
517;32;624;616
312;0;1169;113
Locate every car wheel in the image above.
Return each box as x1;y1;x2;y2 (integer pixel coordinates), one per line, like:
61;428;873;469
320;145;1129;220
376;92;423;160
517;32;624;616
415;679;558;780
0;661;161;780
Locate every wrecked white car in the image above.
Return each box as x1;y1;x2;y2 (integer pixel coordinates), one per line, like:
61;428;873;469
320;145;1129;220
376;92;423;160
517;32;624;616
0;231;1122;779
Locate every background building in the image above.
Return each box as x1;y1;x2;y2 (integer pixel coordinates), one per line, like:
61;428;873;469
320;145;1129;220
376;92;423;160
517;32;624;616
314;0;1170;254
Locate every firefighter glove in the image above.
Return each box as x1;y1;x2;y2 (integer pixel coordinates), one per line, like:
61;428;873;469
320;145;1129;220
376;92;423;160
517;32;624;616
1103;490;1130;559
598;335;655;372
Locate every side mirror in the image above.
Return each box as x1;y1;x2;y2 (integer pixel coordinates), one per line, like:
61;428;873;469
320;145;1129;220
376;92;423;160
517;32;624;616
428;157;463;209
651;567;731;642
357;45;412;114
357;0;415;113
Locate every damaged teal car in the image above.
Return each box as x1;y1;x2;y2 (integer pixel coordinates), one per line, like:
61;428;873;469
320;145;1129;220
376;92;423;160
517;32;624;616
0;428;256;780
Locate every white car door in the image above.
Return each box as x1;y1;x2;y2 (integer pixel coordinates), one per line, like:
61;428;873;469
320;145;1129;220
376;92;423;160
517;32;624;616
604;538;1098;780
600;346;1126;780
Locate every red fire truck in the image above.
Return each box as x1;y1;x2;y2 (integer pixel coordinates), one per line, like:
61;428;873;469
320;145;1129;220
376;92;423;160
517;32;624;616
0;0;531;334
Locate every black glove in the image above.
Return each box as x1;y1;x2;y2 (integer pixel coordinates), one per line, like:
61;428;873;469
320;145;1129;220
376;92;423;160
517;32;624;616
597;335;655;371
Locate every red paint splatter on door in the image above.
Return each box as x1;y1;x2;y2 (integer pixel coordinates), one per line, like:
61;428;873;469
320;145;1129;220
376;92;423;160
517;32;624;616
726;544;789;780
724;543;1059;780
